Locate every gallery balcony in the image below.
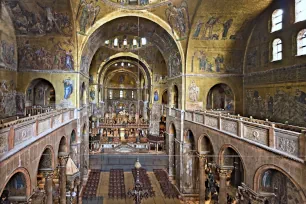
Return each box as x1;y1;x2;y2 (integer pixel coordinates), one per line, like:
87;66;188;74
0;108;76;160
166;107;306;162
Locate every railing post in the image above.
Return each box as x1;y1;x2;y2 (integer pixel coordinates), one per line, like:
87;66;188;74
8;127;15;151
299;130;306;161
192;111;195;122
269;123;275;148
203;111;206;125
35;118;39;136
238;118;243;137
218;113;222;130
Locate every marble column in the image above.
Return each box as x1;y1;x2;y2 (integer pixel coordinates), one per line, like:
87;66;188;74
218;166;233;204
198;154;208;204
43;171;54;204
59;154;69;204
143;101;148;120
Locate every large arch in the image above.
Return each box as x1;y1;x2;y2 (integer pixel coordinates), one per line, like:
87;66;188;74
197;134;215;163
253;164;306;202
0;168;31;199
182;129;198;193
206;83;235;112
97;52;152;82
79;15;184;79
218;144;246;188
78;11;184;67
25;78;56;108
58;136;68;153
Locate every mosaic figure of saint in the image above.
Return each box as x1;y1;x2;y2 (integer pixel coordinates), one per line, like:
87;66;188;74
77;0;100;34
63;78;73;99
65;50;74;70
154;90;159;101
165;1;190;38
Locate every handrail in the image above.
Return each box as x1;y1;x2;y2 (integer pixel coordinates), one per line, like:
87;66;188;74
167;107;305;162
0;108;76;157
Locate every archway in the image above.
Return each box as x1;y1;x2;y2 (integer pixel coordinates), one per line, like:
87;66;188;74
70;130;79;167
25;78;56;110
173;85;179;109
220;146;244;188
1;172;29;202
254;165;306;203
206;83;234;112
35;147;54;203
80;82;86;106
182;130;197;193
198;135;214;163
162;90;168;105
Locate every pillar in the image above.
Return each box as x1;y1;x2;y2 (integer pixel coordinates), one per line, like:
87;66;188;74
198;155;207;204
43;171;54;204
143;101;148;120
218;167;233;204
59;155;69;204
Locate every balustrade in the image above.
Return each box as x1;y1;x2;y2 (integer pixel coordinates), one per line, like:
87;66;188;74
0;109;76;158
165;106;306;161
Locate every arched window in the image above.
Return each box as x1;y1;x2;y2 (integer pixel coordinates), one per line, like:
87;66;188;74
272;38;282;61
271;9;283;32
296;0;306;22
297;29;306;56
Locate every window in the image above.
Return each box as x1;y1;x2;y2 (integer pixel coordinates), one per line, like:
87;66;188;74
133;39;138;46
297;29;306;56
296;0;306;22
109;90;113;99
120;90;123;98
123;39;128;46
271;9;283;32
272;38;282;61
113;38;118;47
132;91;134;99
141;37;147;46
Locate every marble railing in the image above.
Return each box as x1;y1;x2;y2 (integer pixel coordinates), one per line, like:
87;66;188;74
0;109;76;158
25;106;55;116
186;110;305;160
167;107;305;161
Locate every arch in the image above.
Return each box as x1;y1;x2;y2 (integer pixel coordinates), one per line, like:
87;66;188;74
206;83;235;112
297;29;306;56
183;129;195;149
58;136;68;153
162;89;168;105
172;85;179;109
37;146;55;171
254;164;306;202
80;82;86;105
97;52;152;82
70;130;78;165
198;134;214;156
271;9;283;32
272;38;282;61
168;122;176;136
79;11;184;68
0;168;31;198
25;78;56;108
218;144;246;188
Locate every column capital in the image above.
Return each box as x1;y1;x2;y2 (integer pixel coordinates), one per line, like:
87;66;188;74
218;166;233;177
196;151;210;159
40;169;54;179
58;152;69;166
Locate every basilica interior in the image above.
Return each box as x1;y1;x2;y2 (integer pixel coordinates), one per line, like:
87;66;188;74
0;0;306;203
